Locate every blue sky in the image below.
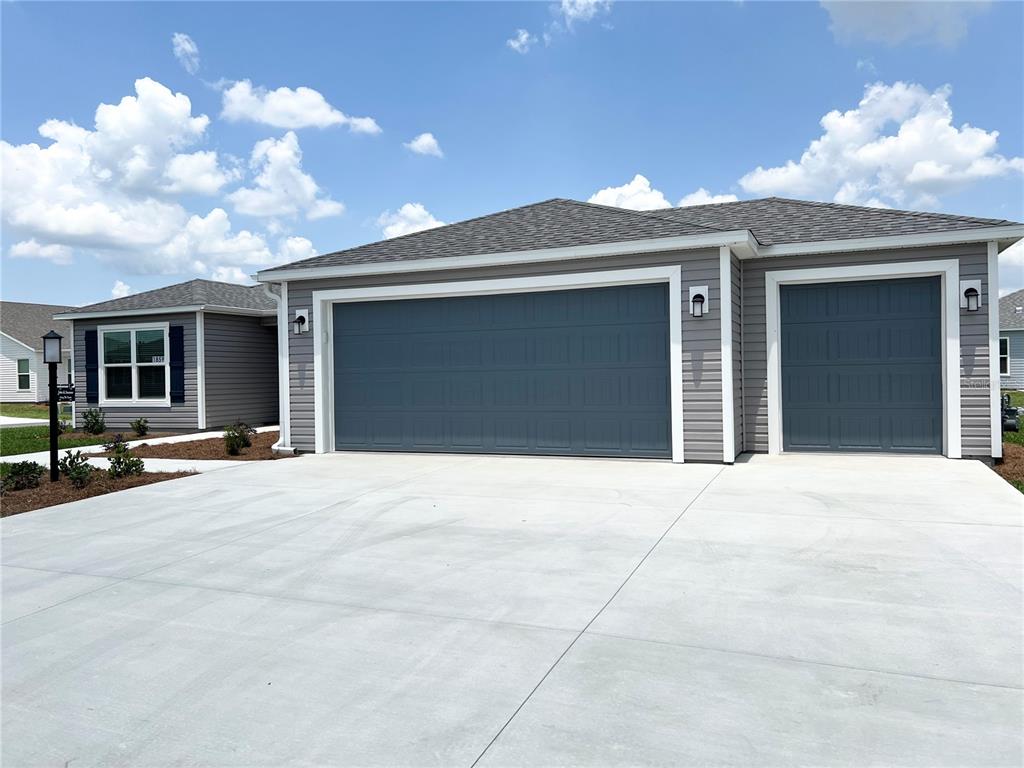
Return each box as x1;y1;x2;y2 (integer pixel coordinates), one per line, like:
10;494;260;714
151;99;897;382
2;0;1023;306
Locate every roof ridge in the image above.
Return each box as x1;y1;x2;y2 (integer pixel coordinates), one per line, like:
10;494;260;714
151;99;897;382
563;198;729;235
768;196;1013;226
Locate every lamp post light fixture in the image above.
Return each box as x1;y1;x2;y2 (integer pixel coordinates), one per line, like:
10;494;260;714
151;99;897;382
41;330;63;482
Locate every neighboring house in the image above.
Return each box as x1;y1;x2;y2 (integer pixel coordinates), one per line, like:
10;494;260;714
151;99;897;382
999;288;1024;390
0;302;73;403
257;197;1022;463
53;280;278;432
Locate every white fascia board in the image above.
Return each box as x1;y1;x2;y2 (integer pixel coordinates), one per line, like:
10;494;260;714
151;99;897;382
754;225;1024;259
54;305;274;321
257;230;755;283
0;330;38;353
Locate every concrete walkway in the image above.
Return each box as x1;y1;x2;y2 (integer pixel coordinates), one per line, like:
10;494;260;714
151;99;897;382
0;415;48;428
2;452;1021;766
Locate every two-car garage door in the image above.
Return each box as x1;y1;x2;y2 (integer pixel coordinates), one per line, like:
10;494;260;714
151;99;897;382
332;283;672;458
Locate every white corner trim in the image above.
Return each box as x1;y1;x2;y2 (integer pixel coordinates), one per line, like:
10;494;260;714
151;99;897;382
310;265;686;462
261;281;292;451
765;259;962;459
195;311;206;430
719;246;736;463
260;231;755;283
988;241;1002;459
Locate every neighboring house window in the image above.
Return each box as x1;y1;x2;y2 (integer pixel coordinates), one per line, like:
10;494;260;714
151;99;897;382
1001;337;1010;376
16;359;30;390
99;324;170;405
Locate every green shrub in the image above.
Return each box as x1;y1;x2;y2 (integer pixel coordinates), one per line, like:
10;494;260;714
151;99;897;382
108;449;145;478
103;433;129;453
1;461;45;493
58;449;90;475
224;421;256;456
130;417;149;437
82;408;106;435
66;463;93;489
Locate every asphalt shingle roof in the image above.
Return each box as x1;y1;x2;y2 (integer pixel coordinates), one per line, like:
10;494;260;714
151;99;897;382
58;279;275;316
0;302;73;350
260;196;1020;276
1000;288;1024;331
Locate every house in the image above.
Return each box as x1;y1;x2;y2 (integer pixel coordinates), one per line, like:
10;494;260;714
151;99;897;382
1;302;73;403
257;197;1023;463
1000;288;1024;390
53;280;278;432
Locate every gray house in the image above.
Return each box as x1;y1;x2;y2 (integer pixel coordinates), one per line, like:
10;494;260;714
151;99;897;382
1000;288;1024;390
54;280;278;432
257;197;1022;463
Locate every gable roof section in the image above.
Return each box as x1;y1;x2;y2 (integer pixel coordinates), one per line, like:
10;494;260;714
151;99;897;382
55;279;275;318
0;301;73;350
258;196;1021;278
1000;288;1024;331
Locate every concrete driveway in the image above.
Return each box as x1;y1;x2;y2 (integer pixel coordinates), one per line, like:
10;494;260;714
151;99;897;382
2;452;1021;766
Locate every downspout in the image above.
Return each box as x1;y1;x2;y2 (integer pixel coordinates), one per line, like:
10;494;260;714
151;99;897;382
262;281;294;454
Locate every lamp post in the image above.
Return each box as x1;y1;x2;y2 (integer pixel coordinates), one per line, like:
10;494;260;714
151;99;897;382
42;330;63;482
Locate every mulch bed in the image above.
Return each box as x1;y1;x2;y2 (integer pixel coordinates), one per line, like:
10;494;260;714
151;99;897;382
1;471;194;517
113;429;290;462
995;442;1024;490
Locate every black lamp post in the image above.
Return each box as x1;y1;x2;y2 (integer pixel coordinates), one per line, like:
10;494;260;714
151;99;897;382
42;330;63;482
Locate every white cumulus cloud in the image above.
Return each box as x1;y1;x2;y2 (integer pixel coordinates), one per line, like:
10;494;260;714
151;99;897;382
227;131;345;221
221;80;381;133
154;208;273;275
377;203;446;239
738;81;1024;208
172;32;200;74
588;174;671;210
404;132;444;158
9;239;73;266
111;280;132;299
999;240;1024;294
677;188;739;207
507;29;536;53
822;1;991;47
560;0;613;28
162;150;240;195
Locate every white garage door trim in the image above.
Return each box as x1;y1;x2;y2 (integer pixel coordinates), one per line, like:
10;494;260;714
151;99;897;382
311;266;686;461
765;259;961;458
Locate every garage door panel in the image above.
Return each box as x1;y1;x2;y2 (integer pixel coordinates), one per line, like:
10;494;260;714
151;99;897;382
332;284;671;457
781;277;941;454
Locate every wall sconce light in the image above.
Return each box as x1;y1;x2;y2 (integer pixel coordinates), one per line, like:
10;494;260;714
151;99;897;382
959;280;982;312
293;309;309;334
689;286;709;318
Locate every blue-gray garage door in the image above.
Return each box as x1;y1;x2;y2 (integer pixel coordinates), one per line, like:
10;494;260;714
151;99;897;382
332;284;671;457
781;276;942;454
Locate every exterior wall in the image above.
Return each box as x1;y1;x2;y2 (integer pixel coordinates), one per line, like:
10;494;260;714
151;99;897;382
730;252;744;456
1;335;42;403
1002;330;1024;390
740;243;993;458
71;313;199;432
203;312;279;428
283;248;725;460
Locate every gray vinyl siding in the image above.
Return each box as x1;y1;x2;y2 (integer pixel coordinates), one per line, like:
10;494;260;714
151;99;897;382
284;249;724;460
740;243;993;458
731;252;744;457
71;313;199;432
203;312;279;428
1002;330;1024;389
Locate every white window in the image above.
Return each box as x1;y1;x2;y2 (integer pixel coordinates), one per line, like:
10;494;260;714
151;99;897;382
98;323;170;405
1000;337;1010;376
16;358;30;390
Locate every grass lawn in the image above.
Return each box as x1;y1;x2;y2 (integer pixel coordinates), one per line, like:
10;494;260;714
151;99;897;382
0;402;49;420
1003;390;1024;408
0;426;111;457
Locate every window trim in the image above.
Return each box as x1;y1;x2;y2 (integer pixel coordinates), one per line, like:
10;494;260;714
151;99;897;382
16;358;30;390
98;322;171;406
1000;336;1011;377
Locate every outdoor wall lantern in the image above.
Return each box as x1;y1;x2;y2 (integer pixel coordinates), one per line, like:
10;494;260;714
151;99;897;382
293;309;309;334
689;286;709;318
960;280;982;312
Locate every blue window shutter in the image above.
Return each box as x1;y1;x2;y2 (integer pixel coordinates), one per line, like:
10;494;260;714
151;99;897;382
84;330;99;403
169;325;185;404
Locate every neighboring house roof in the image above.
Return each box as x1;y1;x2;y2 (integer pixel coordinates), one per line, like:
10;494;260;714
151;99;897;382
259;196;1022;276
1000;288;1024;331
55;279;276;318
0;301;73;350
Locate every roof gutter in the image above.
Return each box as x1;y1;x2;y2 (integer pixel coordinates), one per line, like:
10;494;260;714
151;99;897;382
53;304;276;321
755;224;1024;259
256;230;758;283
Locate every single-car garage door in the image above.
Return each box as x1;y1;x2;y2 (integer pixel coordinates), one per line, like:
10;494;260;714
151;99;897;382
332;283;672;457
781;276;943;454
